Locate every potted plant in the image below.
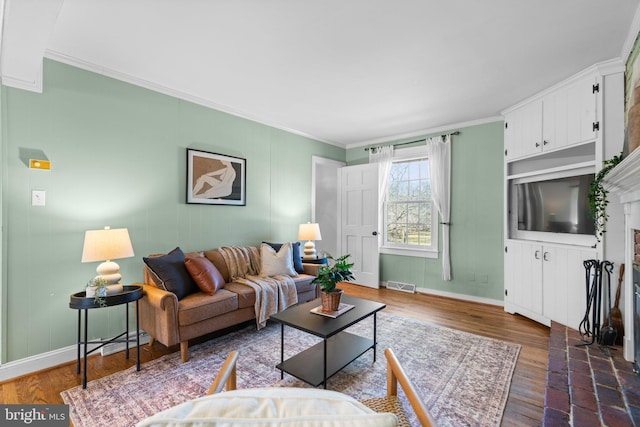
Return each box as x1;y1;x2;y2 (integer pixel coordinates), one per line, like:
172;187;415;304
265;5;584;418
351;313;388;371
86;277;109;307
311;254;355;312
588;152;624;242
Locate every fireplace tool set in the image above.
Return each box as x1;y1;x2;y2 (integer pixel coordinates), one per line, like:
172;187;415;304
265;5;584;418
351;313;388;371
578;259;617;353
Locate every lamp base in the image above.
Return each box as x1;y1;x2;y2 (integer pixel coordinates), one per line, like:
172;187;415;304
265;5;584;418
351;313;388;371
303;241;318;260
96;260;122;285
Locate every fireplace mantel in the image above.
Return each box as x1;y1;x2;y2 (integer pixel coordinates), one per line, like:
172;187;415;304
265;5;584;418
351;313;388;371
603;148;640;203
603;148;640;362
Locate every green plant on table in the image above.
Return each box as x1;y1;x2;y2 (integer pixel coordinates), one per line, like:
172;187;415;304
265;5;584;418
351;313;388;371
86;277;109;307
588;152;624;243
311;254;355;293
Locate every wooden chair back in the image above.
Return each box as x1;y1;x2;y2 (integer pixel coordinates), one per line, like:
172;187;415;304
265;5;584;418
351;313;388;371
384;347;438;427
206;350;239;395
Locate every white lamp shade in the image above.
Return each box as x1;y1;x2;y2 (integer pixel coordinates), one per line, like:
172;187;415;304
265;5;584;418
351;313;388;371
81;227;134;262
82;227;134;285
298;223;322;241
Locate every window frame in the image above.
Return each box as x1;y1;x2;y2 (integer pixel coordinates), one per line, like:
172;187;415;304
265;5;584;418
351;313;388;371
380;146;439;259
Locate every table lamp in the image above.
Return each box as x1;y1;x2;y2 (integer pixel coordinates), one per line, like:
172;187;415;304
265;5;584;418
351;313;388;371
81;226;134;285
298;223;322;260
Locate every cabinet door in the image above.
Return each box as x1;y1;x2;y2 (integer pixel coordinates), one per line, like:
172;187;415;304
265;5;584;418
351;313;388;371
542;245;597;329
505;240;543;316
542;89;569;151
566;74;598;146
504;100;543;161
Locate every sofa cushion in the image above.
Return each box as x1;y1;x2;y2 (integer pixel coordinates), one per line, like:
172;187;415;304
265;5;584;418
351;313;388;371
178;289;239;326
292;274;315;295
204;249;231;283
184;256;225;295
263;241;304;274
143;247;198;300
260;243;297;277
224;282;256;309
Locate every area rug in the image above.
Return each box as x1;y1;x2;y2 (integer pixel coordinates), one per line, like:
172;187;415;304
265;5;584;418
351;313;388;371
61;312;520;427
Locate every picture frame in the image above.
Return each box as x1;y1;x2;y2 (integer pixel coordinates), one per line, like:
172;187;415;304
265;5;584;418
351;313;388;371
187;149;246;205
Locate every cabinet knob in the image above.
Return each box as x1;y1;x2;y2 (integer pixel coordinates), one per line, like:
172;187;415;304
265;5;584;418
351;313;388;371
535;142;540;148
543;252;550;261
534;250;541;259
543;140;549;145
372;231;378;236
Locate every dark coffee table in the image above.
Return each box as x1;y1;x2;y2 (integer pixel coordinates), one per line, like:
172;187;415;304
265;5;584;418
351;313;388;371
270;295;386;388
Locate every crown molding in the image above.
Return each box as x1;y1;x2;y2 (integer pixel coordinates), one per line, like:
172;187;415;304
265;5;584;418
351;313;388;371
43;50;345;149
1;63;43;93
502;58;624;115
345;116;503;151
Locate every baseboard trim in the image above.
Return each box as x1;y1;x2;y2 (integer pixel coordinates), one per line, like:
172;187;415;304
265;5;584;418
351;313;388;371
0;333;149;383
382;282;504;307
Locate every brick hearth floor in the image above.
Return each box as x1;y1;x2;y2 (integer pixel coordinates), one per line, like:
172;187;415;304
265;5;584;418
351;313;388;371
543;322;640;426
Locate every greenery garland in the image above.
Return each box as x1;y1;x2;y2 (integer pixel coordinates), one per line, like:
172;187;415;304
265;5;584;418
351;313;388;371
589;152;624;242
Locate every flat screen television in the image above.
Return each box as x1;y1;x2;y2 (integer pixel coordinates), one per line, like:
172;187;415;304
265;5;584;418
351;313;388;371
516;173;595;235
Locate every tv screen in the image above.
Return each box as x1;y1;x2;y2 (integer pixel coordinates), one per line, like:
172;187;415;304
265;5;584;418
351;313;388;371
517;173;595;235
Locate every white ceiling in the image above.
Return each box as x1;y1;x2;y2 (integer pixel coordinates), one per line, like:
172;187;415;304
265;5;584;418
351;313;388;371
2;0;640;147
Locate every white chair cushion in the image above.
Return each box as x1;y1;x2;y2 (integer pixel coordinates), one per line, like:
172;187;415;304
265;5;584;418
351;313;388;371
136;388;398;427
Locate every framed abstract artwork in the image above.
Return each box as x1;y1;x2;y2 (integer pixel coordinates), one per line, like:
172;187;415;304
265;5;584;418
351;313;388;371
187;149;246;205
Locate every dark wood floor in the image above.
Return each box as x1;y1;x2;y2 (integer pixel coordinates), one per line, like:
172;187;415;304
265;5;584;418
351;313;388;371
0;283;550;426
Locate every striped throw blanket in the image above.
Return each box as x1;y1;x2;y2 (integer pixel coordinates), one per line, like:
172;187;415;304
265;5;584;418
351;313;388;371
219;246;298;329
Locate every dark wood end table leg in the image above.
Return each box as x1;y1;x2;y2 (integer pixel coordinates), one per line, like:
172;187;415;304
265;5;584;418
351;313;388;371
82;309;88;389
76;310;81;374
136;300;140;371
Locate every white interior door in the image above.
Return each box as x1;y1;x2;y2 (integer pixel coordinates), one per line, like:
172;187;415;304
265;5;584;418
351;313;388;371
339;164;379;288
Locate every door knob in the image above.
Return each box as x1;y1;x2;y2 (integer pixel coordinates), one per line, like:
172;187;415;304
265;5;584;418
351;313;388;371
372;231;378;236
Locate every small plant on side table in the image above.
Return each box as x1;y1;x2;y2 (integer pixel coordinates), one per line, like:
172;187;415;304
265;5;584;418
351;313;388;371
311;254;355;312
86;277;109;307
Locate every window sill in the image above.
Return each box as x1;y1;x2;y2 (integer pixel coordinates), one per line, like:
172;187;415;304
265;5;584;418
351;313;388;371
380;246;438;259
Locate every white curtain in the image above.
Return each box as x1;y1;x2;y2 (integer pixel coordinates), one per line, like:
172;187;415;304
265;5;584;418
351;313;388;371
426;135;452;281
369;145;394;245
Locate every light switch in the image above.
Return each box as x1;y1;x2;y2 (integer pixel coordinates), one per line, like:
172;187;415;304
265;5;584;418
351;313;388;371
32;190;46;206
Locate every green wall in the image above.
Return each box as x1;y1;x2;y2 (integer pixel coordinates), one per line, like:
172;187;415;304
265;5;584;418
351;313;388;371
0;60;344;363
346;121;505;301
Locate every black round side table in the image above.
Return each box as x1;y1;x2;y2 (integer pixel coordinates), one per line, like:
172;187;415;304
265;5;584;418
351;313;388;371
69;285;143;388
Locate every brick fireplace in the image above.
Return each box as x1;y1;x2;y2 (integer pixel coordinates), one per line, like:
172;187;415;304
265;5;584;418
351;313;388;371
603;148;640;364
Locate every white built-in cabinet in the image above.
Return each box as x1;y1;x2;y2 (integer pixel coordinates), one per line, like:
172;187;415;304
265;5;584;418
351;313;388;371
504;73;599;161
502;61;624;329
504;240;596;329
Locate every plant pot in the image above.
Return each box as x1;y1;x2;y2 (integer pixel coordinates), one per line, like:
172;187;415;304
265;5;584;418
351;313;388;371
86;286;106;298
321;289;343;312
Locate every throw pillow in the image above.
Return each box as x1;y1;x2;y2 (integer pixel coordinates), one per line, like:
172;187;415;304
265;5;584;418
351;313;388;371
260;242;298;277
143;247;198;300
263;241;304;274
184;256;225;295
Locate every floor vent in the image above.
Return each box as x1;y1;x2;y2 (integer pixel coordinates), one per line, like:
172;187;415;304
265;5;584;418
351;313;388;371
386;281;416;293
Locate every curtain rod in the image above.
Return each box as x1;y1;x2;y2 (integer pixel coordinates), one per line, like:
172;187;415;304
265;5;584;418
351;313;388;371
364;131;460;151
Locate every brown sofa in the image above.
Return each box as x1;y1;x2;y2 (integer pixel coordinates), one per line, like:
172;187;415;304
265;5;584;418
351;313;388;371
136;246;320;362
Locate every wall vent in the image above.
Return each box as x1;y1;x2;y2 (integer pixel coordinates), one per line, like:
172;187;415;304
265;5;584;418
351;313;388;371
386;281;416;293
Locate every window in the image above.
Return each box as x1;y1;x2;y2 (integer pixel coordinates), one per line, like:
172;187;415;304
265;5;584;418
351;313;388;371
381;150;438;258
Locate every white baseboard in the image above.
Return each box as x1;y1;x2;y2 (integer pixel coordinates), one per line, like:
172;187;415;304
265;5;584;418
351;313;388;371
382;282;504;307
0;333;149;383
